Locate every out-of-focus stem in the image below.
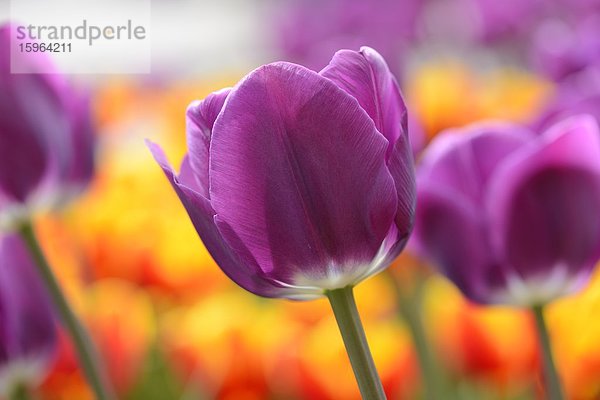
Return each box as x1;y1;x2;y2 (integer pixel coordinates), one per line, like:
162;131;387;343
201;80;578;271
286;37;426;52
9;384;32;400
532;304;564;400
398;292;446;400
390;269;447;400
18;221;113;400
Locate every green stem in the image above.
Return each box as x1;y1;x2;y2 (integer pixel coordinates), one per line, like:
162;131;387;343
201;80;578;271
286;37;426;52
9;384;32;400
18;221;113;400
398;293;445;400
326;286;386;400
532;304;564;400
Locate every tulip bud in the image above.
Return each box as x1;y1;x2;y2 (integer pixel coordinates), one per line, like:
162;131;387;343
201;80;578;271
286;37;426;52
413;115;600;306
0;235;57;396
0;24;95;230
148;46;416;299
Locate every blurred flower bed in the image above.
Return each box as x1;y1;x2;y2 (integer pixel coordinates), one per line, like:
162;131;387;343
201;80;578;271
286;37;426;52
30;64;600;400
7;0;600;398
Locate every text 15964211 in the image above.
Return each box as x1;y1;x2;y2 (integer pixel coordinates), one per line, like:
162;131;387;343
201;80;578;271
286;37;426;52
18;42;72;53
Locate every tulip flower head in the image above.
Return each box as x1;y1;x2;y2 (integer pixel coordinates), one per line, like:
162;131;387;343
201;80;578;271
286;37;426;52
413;115;600;306
0;235;57;396
276;0;421;72
149;46;415;299
531;13;600;81
535;67;600;131
0;24;95;230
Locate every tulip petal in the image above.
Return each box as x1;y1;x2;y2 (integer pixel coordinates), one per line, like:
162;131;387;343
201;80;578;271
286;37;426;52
386;126;416;257
146;141;300;298
0;235;56;369
64;94;95;188
413;185;503;303
488;116;600;293
0;25;72;202
418;122;534;206
321;47;416;258
320;46;407;157
0;111;49;202
185;88;231;198
177;155;201;193
209;62;397;287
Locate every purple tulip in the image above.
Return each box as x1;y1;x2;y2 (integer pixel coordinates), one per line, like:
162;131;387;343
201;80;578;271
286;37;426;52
470;0;544;42
0;24;95;228
148;47;415;299
534;67;600;133
275;0;422;73
412;115;600;306
0;234;57;395
531;14;600;81
551;0;600;19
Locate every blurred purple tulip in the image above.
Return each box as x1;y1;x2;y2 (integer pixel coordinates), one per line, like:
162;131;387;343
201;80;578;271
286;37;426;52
275;0;422;73
0;24;95;228
535;67;600;130
552;0;600;18
149;47;415;299
0;235;56;395
531;14;600;81
471;0;543;42
413;116;600;306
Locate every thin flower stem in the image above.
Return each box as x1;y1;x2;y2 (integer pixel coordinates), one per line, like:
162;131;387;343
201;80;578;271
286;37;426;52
326;286;386;400
388;267;449;400
9;384;32;400
532;304;564;400
398;291;446;400
18;221;113;400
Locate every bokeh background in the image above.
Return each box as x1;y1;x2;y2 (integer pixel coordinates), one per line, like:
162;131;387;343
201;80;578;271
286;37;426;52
4;0;600;398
